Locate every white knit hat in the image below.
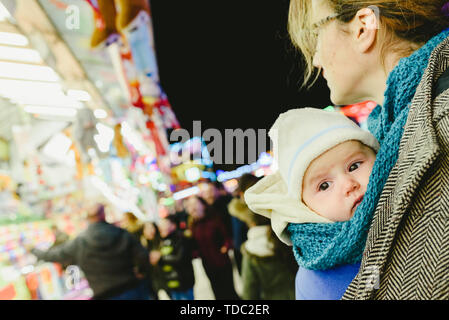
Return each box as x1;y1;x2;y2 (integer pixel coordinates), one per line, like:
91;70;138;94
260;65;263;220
244;108;379;245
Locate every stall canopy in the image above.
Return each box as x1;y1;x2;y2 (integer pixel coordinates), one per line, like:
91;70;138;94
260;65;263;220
36;0;128;117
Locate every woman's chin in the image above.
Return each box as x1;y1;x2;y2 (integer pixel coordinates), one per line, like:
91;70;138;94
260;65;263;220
329;90;345;106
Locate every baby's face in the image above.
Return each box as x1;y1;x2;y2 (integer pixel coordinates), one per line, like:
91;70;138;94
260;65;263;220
302;140;376;222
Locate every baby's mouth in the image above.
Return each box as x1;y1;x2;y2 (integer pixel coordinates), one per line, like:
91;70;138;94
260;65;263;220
352;195;364;213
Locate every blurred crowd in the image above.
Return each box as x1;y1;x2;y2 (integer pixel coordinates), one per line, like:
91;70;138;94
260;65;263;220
29;175;297;300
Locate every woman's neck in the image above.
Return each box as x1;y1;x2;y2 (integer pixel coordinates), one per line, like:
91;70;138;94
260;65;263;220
374;41;425;106
365;66;389;106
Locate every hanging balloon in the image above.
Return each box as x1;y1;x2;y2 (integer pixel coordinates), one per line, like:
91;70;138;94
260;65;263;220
129;80;145;110
123;21;161;101
143;101;153;117
151;111;171;155
142;96;159;117
70;143;83;180
113;123;129;158
85;0;120;48
154;89;180;129
73;108;101;164
146;120;166;156
114;39;148;111
115;0;151;32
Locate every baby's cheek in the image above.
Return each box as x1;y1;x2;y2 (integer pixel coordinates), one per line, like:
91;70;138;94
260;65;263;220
363;167;373;186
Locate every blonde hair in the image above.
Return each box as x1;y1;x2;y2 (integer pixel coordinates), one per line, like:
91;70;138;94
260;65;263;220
288;0;449;88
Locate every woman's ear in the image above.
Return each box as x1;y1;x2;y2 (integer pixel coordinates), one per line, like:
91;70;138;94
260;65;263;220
353;7;379;53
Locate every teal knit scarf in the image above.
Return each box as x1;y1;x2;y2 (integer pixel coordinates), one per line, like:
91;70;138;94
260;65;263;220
287;29;449;270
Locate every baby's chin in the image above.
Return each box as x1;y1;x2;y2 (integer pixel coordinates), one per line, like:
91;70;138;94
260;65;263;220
344;203;366;221
324;212;354;222
313;207;355;222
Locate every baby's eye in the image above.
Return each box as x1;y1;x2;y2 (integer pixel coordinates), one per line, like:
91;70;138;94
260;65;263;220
318;182;330;191
349;161;362;172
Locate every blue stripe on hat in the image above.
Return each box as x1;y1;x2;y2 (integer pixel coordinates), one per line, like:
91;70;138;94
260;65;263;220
287;125;354;189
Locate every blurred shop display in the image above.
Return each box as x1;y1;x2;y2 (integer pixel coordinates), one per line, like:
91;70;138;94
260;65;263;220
0;0;179;299
0;0;376;300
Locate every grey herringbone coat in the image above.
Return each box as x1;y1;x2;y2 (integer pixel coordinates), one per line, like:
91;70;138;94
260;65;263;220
343;36;449;300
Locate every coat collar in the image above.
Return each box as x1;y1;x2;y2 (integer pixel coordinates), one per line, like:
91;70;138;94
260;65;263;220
392;36;449;212
349;36;449;300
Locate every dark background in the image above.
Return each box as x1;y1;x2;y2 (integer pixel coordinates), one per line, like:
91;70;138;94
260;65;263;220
150;0;332;171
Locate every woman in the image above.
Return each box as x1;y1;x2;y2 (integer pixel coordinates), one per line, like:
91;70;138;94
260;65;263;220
286;0;449;299
241;215;297;300
184;196;239;300
141;221;163;299
152;215;195;300
122;211;144;241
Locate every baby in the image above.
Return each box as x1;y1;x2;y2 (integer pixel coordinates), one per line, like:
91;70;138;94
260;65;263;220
244;107;379;299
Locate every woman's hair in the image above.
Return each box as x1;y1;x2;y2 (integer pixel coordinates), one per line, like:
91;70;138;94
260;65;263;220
141;221;161;248
124;211;138;223
161;214;179;227
143;221;159;237
289;0;449;88
237;173;262;193
246;210;271;227
87;203;106;222
195;196;209;211
188;196;217;222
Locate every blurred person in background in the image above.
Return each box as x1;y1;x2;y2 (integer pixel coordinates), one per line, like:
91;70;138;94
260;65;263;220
141;221;162;300
227;174;264;275
240;211;297;300
50;224;69;248
200;180;245;274
184;196;239;300
199;181;233;235
29;203;152;300
122;211;144;242
174;199;189;233
150;215;195;300
48;224;70;270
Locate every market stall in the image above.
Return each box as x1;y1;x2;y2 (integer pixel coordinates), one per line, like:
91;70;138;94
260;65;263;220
0;0;182;300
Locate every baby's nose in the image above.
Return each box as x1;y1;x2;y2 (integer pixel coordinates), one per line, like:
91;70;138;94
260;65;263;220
344;178;360;194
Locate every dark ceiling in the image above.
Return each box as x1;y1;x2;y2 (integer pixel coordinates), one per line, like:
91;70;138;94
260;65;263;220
150;0;332;171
